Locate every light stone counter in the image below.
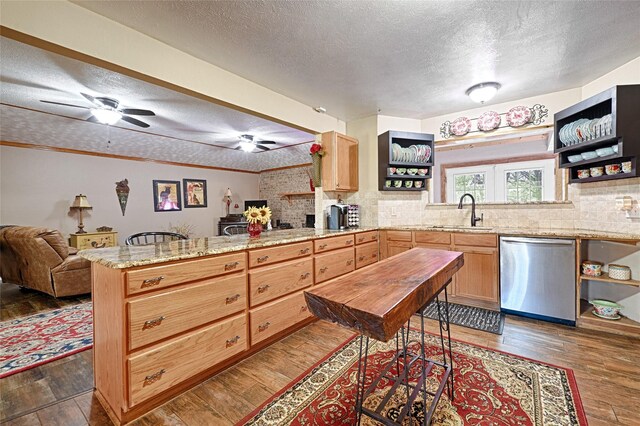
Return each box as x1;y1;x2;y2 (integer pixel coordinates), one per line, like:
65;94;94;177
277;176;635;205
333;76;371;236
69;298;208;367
79;227;378;269
79;226;638;269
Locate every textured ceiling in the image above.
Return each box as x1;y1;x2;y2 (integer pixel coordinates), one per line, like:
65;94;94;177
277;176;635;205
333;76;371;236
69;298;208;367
0;37;315;171
73;0;640;121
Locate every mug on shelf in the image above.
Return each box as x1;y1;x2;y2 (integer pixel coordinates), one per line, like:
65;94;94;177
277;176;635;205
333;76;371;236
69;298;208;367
605;164;621;175
590;166;604;177
621;161;632;173
577;169;590;179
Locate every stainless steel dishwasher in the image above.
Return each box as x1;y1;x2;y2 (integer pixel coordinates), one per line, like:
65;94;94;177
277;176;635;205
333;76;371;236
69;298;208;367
500;236;576;325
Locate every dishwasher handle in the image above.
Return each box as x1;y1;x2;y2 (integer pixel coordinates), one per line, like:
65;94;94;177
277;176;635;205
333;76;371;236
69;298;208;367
501;236;575;245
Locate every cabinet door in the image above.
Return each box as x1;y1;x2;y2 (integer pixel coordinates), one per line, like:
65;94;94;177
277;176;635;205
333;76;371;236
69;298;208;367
335;133;359;191
452;246;498;304
387;241;412;258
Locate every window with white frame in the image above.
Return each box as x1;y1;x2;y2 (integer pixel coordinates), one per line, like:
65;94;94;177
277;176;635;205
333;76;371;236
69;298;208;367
446;159;555;203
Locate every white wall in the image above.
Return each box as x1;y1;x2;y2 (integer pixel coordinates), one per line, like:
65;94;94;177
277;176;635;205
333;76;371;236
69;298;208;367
582;57;640;99
0;146;259;244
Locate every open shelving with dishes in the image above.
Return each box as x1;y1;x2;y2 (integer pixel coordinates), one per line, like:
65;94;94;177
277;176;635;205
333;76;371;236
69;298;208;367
378;130;434;191
554;85;640;184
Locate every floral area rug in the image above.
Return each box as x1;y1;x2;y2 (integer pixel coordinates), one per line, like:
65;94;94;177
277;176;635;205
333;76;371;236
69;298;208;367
239;329;586;425
0;302;93;378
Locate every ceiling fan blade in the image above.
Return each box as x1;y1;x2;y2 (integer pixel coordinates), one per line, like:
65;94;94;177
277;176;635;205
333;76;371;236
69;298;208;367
86;115;99;123
256;140;276;144
234;146;242;150
40;100;91;109
255;145;270;151
121;115;150;128
119;108;155;116
80;92;98;105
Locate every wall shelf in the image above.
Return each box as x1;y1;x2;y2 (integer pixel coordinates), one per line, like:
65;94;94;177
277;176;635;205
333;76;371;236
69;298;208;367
580;273;639;287
578;300;640;335
378;130;434;192
279;192;315;205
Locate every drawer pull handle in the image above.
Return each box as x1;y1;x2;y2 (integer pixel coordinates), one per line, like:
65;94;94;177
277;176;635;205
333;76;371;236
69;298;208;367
257;285;270;293
319;243;327;249
300;272;311;279
347;260;353;265
143;316;166;330
226;294;241;304
226;335;241;347
358;237;365;242
320;267;328;273
224;261;240;271
257;255;269;263
258;322;271;332
346;240;353;245
299;247;310;254
372;254;377;258
359;256;365;261
141;276;164;288
371;236;377;240
300;306;308;312
143;369;166;387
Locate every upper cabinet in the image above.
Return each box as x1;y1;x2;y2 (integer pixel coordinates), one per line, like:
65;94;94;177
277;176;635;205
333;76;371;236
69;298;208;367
321;131;359;192
378;130;434;191
554;85;640;183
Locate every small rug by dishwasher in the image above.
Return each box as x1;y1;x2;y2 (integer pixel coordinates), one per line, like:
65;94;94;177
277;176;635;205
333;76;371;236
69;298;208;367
422;301;505;334
0;302;93;378
239;329;586;425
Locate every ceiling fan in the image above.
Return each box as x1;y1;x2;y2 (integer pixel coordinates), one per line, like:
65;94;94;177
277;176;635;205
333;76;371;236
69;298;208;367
230;134;277;152
40;93;155;128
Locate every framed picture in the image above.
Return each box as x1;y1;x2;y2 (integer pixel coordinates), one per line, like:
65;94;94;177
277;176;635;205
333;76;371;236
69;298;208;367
152;180;182;212
183;178;207;208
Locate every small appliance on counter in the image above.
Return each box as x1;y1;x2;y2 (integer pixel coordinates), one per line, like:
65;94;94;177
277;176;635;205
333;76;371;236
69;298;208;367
348;204;360;228
328;204;349;230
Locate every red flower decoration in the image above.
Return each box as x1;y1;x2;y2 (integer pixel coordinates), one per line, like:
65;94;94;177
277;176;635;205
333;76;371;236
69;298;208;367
310;143;322;154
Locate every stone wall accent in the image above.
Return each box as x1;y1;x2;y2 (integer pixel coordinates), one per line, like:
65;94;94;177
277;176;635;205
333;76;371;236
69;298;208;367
259;166;315;228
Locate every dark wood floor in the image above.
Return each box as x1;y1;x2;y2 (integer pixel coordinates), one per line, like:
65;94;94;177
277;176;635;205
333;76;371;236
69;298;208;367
1;282;638;425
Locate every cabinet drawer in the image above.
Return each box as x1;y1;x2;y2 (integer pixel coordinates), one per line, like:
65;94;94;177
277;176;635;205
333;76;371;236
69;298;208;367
314;235;355;253
386;230;412;242
127;274;246;350
250;291;312;346
355;241;378;269
249;258;313;307
128;314;246;407
355;231;379;245
126;252;245;295
72;232;118;250
248;241;312;268
315;247;355;283
415;231;451;245
452;233;497;248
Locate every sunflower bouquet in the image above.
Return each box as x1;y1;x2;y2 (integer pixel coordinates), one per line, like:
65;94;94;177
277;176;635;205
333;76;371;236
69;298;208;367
243;205;272;225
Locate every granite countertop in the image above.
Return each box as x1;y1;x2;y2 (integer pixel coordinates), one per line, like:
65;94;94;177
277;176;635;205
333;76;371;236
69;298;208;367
79;227;378;269
80;226;638;269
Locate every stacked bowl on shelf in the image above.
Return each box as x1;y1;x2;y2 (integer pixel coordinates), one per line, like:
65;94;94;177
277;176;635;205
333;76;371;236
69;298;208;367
576;160;632;179
559;114;612;146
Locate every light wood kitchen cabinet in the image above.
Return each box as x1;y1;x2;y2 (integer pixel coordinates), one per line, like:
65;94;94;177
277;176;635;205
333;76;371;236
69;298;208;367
355;241;378;269
450;246;498;306
321;131;359;192
387;241;413;257
315;247;355;283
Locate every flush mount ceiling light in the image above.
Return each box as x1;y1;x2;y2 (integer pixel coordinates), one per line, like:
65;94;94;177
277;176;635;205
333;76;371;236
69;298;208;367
91;108;123;125
239;140;256;152
465;82;501;104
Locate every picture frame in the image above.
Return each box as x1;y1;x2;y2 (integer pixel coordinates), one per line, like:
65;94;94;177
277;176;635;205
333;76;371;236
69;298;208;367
183;178;208;208
152;180;182;212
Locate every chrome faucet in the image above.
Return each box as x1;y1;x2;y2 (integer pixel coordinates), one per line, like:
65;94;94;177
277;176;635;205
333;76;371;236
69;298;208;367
457;193;483;227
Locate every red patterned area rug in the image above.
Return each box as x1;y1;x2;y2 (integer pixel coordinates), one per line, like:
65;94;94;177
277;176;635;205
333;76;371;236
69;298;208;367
0;302;93;378
239;329;587;425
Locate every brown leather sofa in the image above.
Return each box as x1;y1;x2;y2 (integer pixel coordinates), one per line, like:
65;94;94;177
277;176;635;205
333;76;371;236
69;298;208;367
0;226;91;297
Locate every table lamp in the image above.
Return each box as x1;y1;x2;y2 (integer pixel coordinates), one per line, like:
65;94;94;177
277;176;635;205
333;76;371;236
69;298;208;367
70;194;92;234
223;188;232;217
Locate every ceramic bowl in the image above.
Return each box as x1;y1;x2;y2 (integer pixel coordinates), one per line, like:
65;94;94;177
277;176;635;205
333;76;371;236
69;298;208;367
595;147;614;157
582;260;603;276
393;180;402;188
417;168;428;176
414;181;423;188
396;168;407;175
611;145;619;153
385;180;392;188
589;299;623;319
605;164;621;175
621;161;632;173
590;166;604;177
388;167;396;175
407;168;418;175
404;180;413;188
608;264;631;280
577;169;590;179
567;154;583;163
581;151;598;160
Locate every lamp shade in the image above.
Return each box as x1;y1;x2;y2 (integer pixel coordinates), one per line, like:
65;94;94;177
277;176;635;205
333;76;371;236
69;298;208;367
71;194;92;209
224;188;232;198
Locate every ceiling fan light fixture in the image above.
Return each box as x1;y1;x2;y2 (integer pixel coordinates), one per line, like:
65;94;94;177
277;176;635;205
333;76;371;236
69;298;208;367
239;140;256;152
465;82;501;104
91;108;122;125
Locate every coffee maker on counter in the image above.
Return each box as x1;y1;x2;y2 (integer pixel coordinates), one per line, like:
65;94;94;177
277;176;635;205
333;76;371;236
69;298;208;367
328;203;349;230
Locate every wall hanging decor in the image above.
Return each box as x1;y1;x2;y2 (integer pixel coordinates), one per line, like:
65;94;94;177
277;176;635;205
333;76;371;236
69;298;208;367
115;179;129;216
152;180;182;212
440;104;548;139
310;143;325;187
183;178;207;208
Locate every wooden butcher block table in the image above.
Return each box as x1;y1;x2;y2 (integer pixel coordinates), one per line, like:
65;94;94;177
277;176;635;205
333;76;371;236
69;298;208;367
305;247;464;426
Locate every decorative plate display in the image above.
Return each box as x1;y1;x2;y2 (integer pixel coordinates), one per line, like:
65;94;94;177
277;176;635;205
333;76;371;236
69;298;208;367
477;111;501;131
450;117;472;136
506;106;532;127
